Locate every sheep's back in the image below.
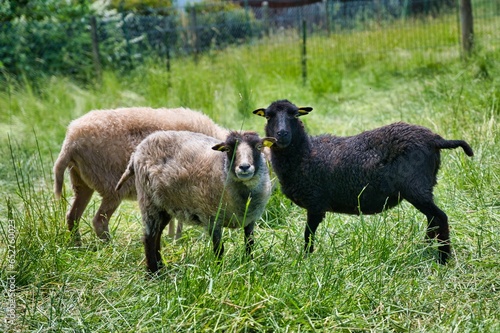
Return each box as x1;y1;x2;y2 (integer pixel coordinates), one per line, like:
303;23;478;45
311;122;441;172
62;107;229;198
68;107;228;140
134;131;229;225
283;122;442;213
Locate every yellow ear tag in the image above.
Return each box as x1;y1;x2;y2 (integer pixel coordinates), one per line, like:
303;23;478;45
252;108;266;117
297;107;313;116
212;143;227;151
262;138;277;147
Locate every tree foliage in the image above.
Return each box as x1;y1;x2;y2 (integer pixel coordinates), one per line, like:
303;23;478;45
0;0;93;22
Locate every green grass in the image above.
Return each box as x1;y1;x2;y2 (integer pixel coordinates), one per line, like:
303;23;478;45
1;16;499;332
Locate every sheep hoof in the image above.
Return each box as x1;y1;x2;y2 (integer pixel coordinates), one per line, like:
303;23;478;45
146;270;163;280
96;231;111;242
303;247;314;259
146;262;166;279
70;231;82;247
437;250;450;265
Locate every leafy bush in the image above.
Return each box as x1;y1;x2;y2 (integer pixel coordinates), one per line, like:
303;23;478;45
109;0;174;13
0;0;95;82
0;0;181;82
186;2;260;52
0;18;94;82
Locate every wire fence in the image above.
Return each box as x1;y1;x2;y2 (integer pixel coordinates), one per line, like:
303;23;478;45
0;0;498;82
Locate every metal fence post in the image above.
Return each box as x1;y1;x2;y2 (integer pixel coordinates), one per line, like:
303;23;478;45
243;0;253;39
263;1;270;36
324;0;331;36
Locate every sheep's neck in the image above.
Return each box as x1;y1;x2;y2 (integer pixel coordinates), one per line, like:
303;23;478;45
271;133;311;176
223;162;263;205
222;171;267;224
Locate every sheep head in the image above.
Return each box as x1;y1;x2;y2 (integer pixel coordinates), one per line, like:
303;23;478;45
253;100;313;148
212;131;276;180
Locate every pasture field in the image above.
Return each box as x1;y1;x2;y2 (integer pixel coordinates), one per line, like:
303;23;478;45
1;24;499;332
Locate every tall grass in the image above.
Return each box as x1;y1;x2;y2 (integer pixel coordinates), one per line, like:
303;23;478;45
1;18;499;332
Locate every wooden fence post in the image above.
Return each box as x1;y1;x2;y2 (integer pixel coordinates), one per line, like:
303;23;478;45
189;7;200;63
164;20;172;88
460;0;474;57
301;19;307;86
90;16;102;82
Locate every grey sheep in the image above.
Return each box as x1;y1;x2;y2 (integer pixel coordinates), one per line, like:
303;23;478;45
53;107;229;244
115;130;276;273
253;99;474;264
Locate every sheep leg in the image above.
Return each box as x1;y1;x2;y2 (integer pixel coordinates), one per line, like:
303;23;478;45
175;221;183;240
167;221;176;238
154;212;171;269
304;211;325;254
67;169;94;246
209;220;224;259
167;220;183;240
244;222;255;258
143;208;170;273
407;199;450;264
92;197;121;241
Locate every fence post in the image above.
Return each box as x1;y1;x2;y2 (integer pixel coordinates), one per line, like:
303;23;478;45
243;0;253;40
402;0;410;20
263;1;270;36
459;0;474;57
189;7;200;63
301;19;307;86
324;0;330;36
118;2;133;68
89;16;102;82
164;19;172;88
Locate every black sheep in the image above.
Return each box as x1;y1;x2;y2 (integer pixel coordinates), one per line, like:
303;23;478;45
253;99;474;264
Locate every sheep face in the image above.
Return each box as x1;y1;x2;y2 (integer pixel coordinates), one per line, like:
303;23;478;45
253;99;312;148
212;132;276;181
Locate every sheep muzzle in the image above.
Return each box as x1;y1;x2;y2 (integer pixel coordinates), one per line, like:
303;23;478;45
235;163;256;180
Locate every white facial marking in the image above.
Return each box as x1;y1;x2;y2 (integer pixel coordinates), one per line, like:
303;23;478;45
235;141;255;180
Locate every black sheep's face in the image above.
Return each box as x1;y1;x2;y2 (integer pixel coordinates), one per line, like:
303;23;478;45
212;132;276;181
252;99;312;148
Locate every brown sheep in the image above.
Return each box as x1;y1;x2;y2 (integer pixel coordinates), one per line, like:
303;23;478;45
116;131;276;273
53;107;229;244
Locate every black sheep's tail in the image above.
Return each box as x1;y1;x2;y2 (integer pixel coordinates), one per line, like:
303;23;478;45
436;139;474;157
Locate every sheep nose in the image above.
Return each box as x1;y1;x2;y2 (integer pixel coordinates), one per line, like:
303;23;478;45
239;163;251;172
277;130;288;138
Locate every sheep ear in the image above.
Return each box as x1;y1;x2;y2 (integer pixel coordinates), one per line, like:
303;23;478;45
297;106;313;116
252;108;266;117
262;137;277;147
212;143;229;152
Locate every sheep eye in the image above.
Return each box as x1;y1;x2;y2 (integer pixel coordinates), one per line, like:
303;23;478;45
265;116;270;120
256;143;263;150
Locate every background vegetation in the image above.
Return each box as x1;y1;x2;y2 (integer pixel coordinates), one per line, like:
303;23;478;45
1;1;499;332
2;0;497;83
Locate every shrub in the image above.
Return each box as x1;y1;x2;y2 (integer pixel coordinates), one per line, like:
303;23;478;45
186;2;260;52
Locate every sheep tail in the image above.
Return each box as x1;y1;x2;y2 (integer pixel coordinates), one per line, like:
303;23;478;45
53;145;72;199
115;159;135;192
436;139;474;157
